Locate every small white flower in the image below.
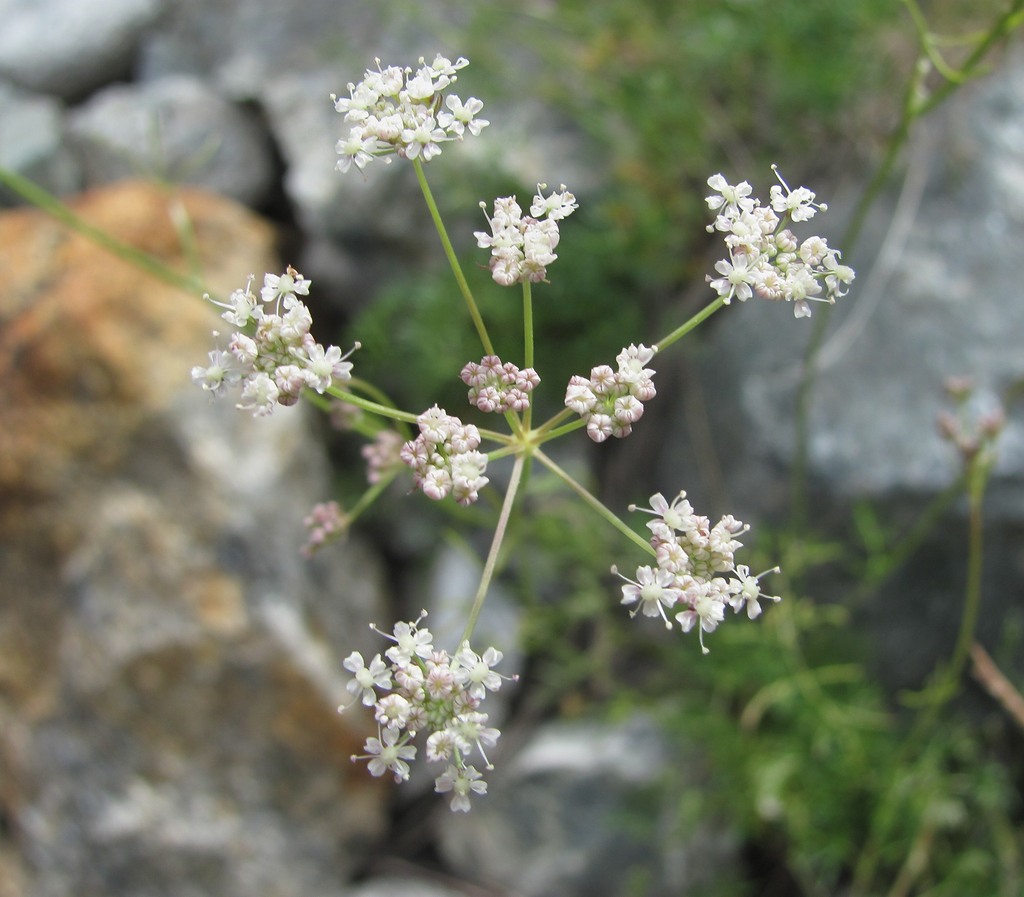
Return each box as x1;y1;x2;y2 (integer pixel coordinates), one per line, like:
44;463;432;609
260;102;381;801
613;564;683;629
727;565;782;619
454;643;504;700
359;727;416;782
343;651;392;706
435;763;487;812
385;619;434;667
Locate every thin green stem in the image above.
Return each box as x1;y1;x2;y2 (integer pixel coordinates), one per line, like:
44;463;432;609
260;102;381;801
851;454;992;897
412;158;494;356
324;387;420;425
535;418;588;444
346;470;399;526
655;295;727;353
522;280;535;432
534;448;653;555
0;167;205;296
460;453;526;644
522;280;535;370
791;2;1022;534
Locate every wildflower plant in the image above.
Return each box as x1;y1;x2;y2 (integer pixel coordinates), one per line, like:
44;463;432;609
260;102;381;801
192;53;854;809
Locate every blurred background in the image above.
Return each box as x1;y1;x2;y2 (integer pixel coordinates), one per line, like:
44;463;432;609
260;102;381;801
1;1;1023;895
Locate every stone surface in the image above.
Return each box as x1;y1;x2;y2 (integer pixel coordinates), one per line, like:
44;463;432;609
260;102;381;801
67;76;278;208
654;51;1024;518
0;81;81;206
437;716;739;897
0;0;164;99
0;182;390;897
646;52;1024;689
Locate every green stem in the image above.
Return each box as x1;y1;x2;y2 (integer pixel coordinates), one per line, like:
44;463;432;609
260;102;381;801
851;455;991;896
324;387;420;424
534;448;653;555
412;158;494;356
535;418;588;444
0;167;205;296
346;470;399;526
522;280;535;432
460;453;526;644
532;407;576;437
792;1;1024;534
655;295;727;353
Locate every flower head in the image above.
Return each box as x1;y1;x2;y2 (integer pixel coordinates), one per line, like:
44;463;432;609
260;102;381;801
401;405;489;505
704;167;854;317
333;55;485;172
475;184;577;286
193;268;359;416
564;344;658;442
612;493;779;652
344;613;512;811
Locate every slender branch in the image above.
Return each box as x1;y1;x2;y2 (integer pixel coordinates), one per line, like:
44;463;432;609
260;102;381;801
655;295;727;353
0;167;205;296
412;158;495;356
460;453;526;643
534;448;652;554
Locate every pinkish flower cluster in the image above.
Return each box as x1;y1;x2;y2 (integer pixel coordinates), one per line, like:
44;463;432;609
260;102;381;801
361;429;405;484
705;168;855;318
400;405;489;505
333;54;488;172
191;267;358;416
474;184;578;286
612;492;780;653
564;344;657;442
343;613;510;812
301;501;349;558
460;355;540;414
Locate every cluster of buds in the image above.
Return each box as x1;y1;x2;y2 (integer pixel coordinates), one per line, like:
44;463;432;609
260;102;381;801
301;501;349;558
333;54;488;172
191;267;358;416
343;614;510;812
612;492;780;653
460;355;540;413
400;405;489;505
361;429;405;484
474;184;578;286
937;376;1006;468
564;344;657;442
705;167;855;318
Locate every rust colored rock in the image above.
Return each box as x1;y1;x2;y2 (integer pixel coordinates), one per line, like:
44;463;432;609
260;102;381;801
0;182;387;897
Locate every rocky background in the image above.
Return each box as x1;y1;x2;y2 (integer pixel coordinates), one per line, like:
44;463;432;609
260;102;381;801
1;1;1023;896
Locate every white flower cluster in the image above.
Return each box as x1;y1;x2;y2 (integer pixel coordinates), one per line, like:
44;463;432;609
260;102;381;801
191;267;358;416
333;54;488;172
343;614;509;812
400;405;489;505
564;344;657;442
613;492;780;653
474;184;578;286
460;355;540;414
705;168;855;318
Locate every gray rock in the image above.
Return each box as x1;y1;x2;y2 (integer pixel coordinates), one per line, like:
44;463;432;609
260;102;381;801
0;0;164;98
136;0;419;96
0;183;392;897
342;878;464;897
0;81;80;205
437;715;738;897
648;52;1024;690
67;76;277;207
657;52;1024;518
